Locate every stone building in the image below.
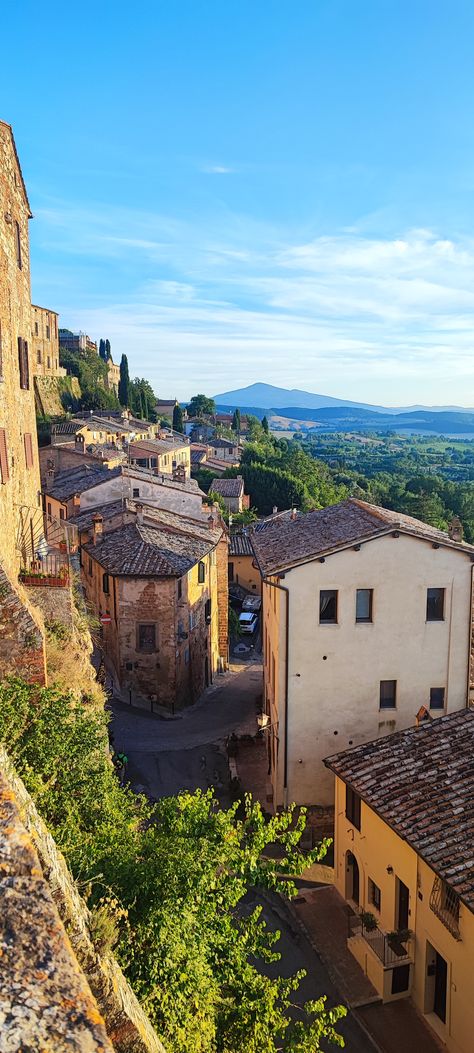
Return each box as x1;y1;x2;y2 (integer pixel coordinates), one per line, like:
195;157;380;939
0;120;46;683
128;435;191;478
251;498;474;809
210;475;248;514
81;504;228;709
106;357;120;393
58;328;97;353
228;530;261;596
31;304;65;377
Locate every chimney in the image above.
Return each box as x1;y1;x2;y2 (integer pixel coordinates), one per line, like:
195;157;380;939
46;468;55;491
415;705;431;727
136;502;144;525
208;512;217;530
72;492;80;510
75;433;85;452
272;506;278;515
290;507;297;520
448;516;463;542
91;513;103;544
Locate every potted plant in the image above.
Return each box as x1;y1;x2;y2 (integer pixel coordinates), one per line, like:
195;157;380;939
360;911;378;932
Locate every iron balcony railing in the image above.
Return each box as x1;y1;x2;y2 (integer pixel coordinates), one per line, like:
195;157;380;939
348;912;414;967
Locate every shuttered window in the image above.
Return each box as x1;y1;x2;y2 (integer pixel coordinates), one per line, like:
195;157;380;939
18;337;29;390
0;429;9;483
24;432;34;469
0;320;3;376
15;220;22;269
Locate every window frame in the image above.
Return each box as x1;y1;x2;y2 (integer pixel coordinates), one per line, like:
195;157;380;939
198;561;206;584
379;679;397;710
429;686;446;710
319;589;338;624
102;573;110;596
14;219;22;269
345;785;361;830
137;622;157;653
0;428;9;484
18;337;30;390
356;588;373;623
426;587;445;622
368;877;381;912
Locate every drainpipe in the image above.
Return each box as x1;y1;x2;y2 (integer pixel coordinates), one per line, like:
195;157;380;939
263;575;290;805
466;562;474;708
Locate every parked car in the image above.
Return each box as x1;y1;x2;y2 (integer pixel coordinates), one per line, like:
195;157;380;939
242;596;262;612
239;612;258;634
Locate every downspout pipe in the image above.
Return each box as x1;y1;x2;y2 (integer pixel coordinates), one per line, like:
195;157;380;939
262;575;290;803
466;561;474;709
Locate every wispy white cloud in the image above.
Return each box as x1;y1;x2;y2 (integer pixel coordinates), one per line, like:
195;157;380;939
29;200;474;404
200;163;235;174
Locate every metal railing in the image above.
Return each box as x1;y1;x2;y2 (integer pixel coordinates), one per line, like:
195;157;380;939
20;553;70;587
348;912;413;966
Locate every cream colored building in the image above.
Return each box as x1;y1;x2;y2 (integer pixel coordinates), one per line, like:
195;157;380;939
128;436;191;479
251;499;474;809
31;304;65;377
325;710;474;1053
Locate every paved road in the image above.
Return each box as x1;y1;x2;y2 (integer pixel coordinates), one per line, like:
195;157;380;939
245;889;377;1053
109;662;262;799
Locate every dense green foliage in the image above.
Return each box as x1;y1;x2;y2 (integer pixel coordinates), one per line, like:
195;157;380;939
173;403;184;432
129;377;158;421
232;409;241;433
188;394;216;417
0;678;345;1052
59;346;120;412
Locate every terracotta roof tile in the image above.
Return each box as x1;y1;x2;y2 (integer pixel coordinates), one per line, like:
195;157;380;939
210;476;244;498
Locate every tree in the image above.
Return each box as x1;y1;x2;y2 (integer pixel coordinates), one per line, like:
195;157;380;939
187;394;216;418
0;677;345;1053
105;338;112;361
262;415;269;434
232;408;241;433
99;338;106;361
129;378;158;422
173;403;184;433
118;354;130;407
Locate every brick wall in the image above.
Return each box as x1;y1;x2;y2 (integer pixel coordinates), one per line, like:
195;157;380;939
0;564;46;685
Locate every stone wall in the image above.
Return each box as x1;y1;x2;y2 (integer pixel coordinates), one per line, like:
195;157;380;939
0;563;46;685
0;747;166;1053
35;374;81;417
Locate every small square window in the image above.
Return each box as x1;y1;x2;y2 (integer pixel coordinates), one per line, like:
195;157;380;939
133;488;140;498
380;680;397;709
103;573;110;595
345;786;361;830
356;588;373;622
198;561;205;583
430;687;445;710
138;623;156;652
88;558;92;576
177;578;182;600
320;589;337;624
368;877;381;911
427;588;445;621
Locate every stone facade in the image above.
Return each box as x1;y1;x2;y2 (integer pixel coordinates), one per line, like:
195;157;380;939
31;303;65;377
0;565;46;685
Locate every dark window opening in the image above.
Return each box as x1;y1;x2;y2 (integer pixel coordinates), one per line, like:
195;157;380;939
177;578;182;600
368;877;381;911
205;598;212;623
229;561;234;581
427;588;445;621
198;561;205;583
320;589;337;624
132;488;140;498
18;337;29;390
103;573;110;595
138;623;157;653
15;220;22;268
430;687;445;710
380;679;397;709
345;786;361;830
356;588;373;622
391;964;410;995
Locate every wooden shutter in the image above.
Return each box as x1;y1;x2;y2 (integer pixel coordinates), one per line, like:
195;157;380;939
0;429;9;483
24;432;34;469
18;337;29;389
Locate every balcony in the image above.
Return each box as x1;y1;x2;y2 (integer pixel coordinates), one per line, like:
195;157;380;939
348;911;414;967
19;554;70;589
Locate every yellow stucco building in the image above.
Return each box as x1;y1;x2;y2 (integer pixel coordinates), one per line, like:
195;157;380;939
325;710;474;1053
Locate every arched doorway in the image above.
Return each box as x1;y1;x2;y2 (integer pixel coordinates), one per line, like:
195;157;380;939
345;851;360;905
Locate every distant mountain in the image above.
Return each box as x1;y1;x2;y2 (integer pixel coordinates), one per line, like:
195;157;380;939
213;382;473;415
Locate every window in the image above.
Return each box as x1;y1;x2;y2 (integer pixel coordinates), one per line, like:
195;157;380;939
430;687;445;710
380;680;397;709
198;561;205;583
0;321;2;376
345;786;361;830
229;561;234;581
190;610;196;631
320;589;337;623
18;337;29;390
34;321;39;336
14;220;22;268
46;325;50;340
88;558;92;576
427;588;445;621
137;623;157;652
47;356;51;370
133;488;140;498
205;598;212;623
37;349;42;364
59;507;66;521
177;578;182;600
24;433;34;469
368;877;381;911
0;428;9;483
47;502;52;517
356;588;373;622
391;965;410;995
430;876;460;938
102;573;110;595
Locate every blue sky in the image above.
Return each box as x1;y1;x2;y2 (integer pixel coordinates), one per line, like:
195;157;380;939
3;0;474;405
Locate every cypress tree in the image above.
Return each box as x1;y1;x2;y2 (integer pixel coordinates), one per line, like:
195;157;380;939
99;339;106;361
105;338;112;361
262;415;269;434
173;403;184;433
118;354;130;407
232;408;241;433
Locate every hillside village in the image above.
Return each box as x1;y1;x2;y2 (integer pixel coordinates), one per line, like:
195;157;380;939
3;116;474;1053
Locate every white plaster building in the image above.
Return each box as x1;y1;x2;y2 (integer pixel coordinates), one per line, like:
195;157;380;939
251;499;474;809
